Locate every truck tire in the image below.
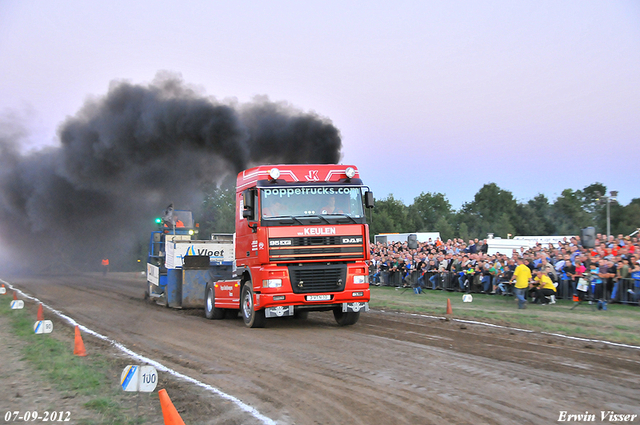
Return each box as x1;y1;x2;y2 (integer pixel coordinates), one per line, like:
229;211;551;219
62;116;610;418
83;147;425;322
205;282;225;320
333;308;360;326
241;283;265;328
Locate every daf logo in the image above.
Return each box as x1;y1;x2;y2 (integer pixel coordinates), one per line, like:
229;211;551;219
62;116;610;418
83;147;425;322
342;237;362;244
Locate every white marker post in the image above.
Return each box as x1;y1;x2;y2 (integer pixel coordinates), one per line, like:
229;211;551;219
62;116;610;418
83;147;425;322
121;365;158;420
34;320;53;334
121;365;158;392
10;300;24;309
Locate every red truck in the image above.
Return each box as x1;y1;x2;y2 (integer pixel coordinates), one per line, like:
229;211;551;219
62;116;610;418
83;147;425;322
206;164;374;327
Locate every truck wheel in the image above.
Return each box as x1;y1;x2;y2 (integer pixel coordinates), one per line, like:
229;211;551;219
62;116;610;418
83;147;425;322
205;283;225;320
333;309;360;326
241;283;265;328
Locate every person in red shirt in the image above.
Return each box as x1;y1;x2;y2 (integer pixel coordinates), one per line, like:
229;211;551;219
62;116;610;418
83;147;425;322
101;258;109;276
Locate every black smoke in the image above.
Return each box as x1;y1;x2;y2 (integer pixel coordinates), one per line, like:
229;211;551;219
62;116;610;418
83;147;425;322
0;73;342;273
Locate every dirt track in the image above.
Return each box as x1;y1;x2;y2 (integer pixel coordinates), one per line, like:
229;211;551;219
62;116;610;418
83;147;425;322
6;273;640;424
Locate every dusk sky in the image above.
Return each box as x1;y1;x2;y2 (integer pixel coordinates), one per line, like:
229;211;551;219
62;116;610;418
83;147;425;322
1;1;639;210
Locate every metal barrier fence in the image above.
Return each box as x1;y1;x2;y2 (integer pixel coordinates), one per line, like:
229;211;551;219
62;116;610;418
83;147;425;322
610;277;639;304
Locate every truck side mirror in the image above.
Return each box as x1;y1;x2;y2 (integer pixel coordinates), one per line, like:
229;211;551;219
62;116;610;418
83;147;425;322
242;189;255;220
364;191;374;209
243;189;254;210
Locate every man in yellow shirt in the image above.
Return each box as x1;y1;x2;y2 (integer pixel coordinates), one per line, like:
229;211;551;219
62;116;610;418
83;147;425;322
531;269;557;305
512;257;532;309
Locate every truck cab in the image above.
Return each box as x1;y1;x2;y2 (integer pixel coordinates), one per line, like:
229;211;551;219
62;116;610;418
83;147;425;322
223;164;374;327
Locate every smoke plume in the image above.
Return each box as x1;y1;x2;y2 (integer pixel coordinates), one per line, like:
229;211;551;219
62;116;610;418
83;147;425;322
0;73;342;273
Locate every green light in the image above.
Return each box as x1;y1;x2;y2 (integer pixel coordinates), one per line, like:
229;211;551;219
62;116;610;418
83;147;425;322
155;217;162;224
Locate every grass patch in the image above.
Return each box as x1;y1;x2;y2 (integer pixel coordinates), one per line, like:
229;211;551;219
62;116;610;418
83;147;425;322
0;296;147;425
369;286;640;345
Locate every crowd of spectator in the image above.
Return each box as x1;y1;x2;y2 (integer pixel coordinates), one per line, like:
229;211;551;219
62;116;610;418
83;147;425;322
369;233;640;307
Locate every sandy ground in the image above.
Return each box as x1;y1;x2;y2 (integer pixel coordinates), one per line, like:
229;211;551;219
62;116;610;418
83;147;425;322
2;272;640;425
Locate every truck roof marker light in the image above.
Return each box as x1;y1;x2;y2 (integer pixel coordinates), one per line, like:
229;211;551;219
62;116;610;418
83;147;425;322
345;167;356;179
268;168;281;180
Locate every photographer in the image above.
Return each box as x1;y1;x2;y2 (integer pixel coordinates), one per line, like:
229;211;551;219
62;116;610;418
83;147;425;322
530;269;557;305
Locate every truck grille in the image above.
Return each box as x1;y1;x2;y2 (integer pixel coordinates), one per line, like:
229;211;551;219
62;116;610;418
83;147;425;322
269;235;364;262
288;264;347;294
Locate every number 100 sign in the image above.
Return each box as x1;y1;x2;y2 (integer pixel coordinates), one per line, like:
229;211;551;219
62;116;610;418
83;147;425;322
120;365;158;392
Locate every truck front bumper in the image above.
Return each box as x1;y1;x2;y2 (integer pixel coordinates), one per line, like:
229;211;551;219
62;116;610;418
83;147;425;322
264;302;369;318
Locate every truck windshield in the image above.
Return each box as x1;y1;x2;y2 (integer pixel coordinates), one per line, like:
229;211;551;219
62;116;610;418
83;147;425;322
261;186;365;219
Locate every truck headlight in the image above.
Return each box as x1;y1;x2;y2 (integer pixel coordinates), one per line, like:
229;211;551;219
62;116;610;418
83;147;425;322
345;167;356;178
263;279;282;288
268;168;281;180
353;275;368;284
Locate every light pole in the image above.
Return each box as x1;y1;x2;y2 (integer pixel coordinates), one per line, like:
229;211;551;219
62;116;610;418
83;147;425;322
598;191;618;240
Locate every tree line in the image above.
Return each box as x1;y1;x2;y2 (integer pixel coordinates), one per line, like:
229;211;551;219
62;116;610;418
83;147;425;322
198;179;640;241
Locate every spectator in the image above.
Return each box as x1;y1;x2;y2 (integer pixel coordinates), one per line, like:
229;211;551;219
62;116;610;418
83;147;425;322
531;269;557;304
481;261;495;294
561;255;575;299
628;263;640;302
379;255;390;286
368;232;639;304
496;258;515;295
512;257;532;309
613;258;630;302
589;262;606;309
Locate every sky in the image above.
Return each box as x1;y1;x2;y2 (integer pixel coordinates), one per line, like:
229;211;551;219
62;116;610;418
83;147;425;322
1;0;639;210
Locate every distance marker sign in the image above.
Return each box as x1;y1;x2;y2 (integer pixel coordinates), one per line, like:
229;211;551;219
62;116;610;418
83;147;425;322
0;286;5;295
120;365;158;392
34;320;53;334
10;300;24;309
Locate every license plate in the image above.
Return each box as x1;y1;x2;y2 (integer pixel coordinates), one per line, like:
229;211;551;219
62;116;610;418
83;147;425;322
306;294;332;301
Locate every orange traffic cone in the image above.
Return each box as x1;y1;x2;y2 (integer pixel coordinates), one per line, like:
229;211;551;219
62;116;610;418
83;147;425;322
1;283;5;293
37;303;44;321
446;298;453;315
572;294;579;302
73;325;87;357
158;389;186;425
13;291;17;301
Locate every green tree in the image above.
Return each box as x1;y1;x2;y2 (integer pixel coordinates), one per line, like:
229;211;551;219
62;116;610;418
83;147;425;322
434;216;455;241
199;177;236;237
514;194;555;236
412;192;453;232
369;194;415;237
458;222;470;242
611;198;640;235
494;212;516;239
582;182;608;230
458;183;517;238
552;189;591;235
